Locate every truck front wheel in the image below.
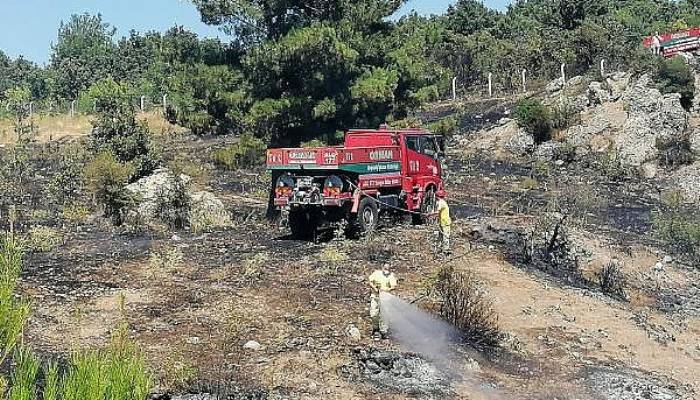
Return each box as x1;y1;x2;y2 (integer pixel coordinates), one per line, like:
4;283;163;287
412;188;436;225
289;209;317;240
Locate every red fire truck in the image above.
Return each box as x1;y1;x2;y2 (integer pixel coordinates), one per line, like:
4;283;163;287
643;28;700;57
267;126;446;239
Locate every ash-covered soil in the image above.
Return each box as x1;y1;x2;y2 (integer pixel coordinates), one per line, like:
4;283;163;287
4;127;699;399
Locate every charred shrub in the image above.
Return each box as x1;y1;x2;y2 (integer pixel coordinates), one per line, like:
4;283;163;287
211;133;266;170
514;99;551;144
523;213;583;283
597;262;627;300
434;266;500;348
154;176;190;230
656;136;694;168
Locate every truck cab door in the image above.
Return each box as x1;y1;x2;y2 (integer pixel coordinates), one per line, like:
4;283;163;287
418;135;442;178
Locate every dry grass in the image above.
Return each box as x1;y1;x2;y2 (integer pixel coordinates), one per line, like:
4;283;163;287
0;111;186;144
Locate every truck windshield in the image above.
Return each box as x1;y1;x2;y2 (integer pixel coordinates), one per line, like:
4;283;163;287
421;136;438;157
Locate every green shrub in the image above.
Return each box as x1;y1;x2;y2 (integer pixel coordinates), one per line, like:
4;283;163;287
0;234;30;366
211;133;266;170
8;348;39;400
25;226;63;253
426;115;459;138
300;139;326;148
87;78;160;180
42;362;59;400
652;191;700;259
84;152;135;225
514;99;551;144
61;324;151;400
656;56;695;110
549;98;581;131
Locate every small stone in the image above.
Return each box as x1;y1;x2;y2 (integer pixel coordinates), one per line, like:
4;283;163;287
345;324;361;341
186;336;200;345
662;255;673;264
243;340;262;351
555;160;566;167
171;234;181;241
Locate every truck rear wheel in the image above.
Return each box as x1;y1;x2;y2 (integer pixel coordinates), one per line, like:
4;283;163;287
289;209;317;240
412;188;436;225
349;197;378;237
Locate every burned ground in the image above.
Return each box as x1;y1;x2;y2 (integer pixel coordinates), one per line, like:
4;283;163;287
2;124;699;400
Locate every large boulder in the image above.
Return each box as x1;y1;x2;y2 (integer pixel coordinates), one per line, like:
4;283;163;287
546;77;565;93
690;128;700;155
124;168;190;226
615;75;688;167
669;162;700;203
189;191;231;231
124;168;229;230
588;81;610;105
606;72;631;101
505;128;535;156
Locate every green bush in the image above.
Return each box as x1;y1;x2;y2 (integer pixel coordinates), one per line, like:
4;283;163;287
87;78;159;180
0;234;30;367
84;152;135;225
59;325;151;400
426;115;459;138
656;57;695;110
652;191;700;260
549;98;581;131
300;139;326;148
8;347;39;400
211;133;266;170
514;99;551;144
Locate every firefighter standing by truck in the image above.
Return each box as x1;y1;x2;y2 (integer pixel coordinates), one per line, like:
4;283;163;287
433;191;452;254
368;264;397;339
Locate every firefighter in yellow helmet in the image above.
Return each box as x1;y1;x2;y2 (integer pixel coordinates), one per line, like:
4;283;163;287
368;264;397;339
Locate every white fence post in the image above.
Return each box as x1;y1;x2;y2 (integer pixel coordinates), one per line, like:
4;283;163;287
521;69;527;93
162;94;168;109
488;72;493;97
451;77;457;101
70;100;76;117
600;59;606;77
561;63;566;86
93;100;97;113
29;102;33;118
140;96;146;112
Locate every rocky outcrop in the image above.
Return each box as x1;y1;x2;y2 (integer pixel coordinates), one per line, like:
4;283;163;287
669;162;700;203
546;77;565;93
588;81;609;105
124;168;229;230
606;72;631;101
505;128;535;156
689;127;700;155
615;75;688;167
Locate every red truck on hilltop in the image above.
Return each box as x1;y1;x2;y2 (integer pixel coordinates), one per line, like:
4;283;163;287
267;125;446;239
